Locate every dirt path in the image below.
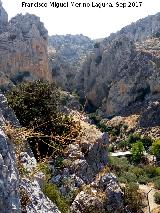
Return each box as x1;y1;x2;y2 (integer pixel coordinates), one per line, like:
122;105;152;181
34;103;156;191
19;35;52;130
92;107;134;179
139;184;160;213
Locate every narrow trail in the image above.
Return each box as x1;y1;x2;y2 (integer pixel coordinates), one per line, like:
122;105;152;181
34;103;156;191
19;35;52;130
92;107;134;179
139;184;160;213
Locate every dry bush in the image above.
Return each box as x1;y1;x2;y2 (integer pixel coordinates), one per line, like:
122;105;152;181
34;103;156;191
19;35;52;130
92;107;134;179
6;80;82;159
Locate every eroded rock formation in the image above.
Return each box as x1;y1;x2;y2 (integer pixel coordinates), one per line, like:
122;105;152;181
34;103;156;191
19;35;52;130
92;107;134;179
50;111;124;212
0;1;51;87
77;13;160;118
48;34;93;91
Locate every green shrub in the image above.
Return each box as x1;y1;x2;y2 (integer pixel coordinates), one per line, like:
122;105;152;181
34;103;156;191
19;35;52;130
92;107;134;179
109;127;120;136
7;80;59;127
42;182;69;213
128;133;141;144
130;166;145;178
156;167;160;176
55;157;65;169
88;113;101;125
151;140;160;161
138;175;149;184
127;166;150;184
123;183;143;212
131;141;144;163
122;172;137;183
117;140;129;150
88;113;111;132
154;192;160;204
141;136;153;150
154;178;160;189
109;157;129;174
6;80;81;159
144;165;157;178
118;175;127;183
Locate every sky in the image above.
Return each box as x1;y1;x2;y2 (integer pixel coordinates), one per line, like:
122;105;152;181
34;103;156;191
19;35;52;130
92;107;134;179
2;0;160;39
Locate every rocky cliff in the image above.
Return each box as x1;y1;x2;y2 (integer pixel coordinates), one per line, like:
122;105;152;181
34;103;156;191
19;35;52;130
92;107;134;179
77;13;160;119
48;34;93;91
0;1;51;87
0;93;60;212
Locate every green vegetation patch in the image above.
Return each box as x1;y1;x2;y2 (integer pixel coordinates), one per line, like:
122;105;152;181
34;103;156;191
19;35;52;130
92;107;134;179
109;156;160;185
42;182;69;213
6;80;81;159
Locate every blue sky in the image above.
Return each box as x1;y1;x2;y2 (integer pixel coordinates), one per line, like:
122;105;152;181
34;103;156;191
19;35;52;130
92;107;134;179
2;0;160;39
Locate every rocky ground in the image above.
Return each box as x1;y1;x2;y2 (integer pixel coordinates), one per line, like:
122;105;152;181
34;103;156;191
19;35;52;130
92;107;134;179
49;111;124;212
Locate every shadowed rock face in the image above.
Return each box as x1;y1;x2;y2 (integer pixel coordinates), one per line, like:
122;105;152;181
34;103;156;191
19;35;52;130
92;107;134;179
48;34;94;91
77;13;160;117
0;3;51;86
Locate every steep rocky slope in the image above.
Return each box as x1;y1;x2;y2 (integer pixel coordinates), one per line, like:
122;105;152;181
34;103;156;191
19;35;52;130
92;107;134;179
77;13;160;121
0;93;60;212
49;111;124;212
48;34;94;91
0;1;51;88
0;92;125;212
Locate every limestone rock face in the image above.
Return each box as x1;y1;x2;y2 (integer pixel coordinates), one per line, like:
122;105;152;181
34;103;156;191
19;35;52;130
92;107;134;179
108;12;160;42
0;128;21;213
19;152;60;213
0;93;60;213
70;173;123;213
77;13;160;117
48;34;93;91
0;94;21;212
0;3;51;85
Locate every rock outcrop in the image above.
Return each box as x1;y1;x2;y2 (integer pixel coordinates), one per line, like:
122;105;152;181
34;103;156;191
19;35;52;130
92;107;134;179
107;12;160;43
0;93;60;212
0;2;51;87
49;111;124;212
77;13;160;118
48;34;93;91
0;95;21;213
19;152;60;213
0;94;124;213
70;173;123;213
